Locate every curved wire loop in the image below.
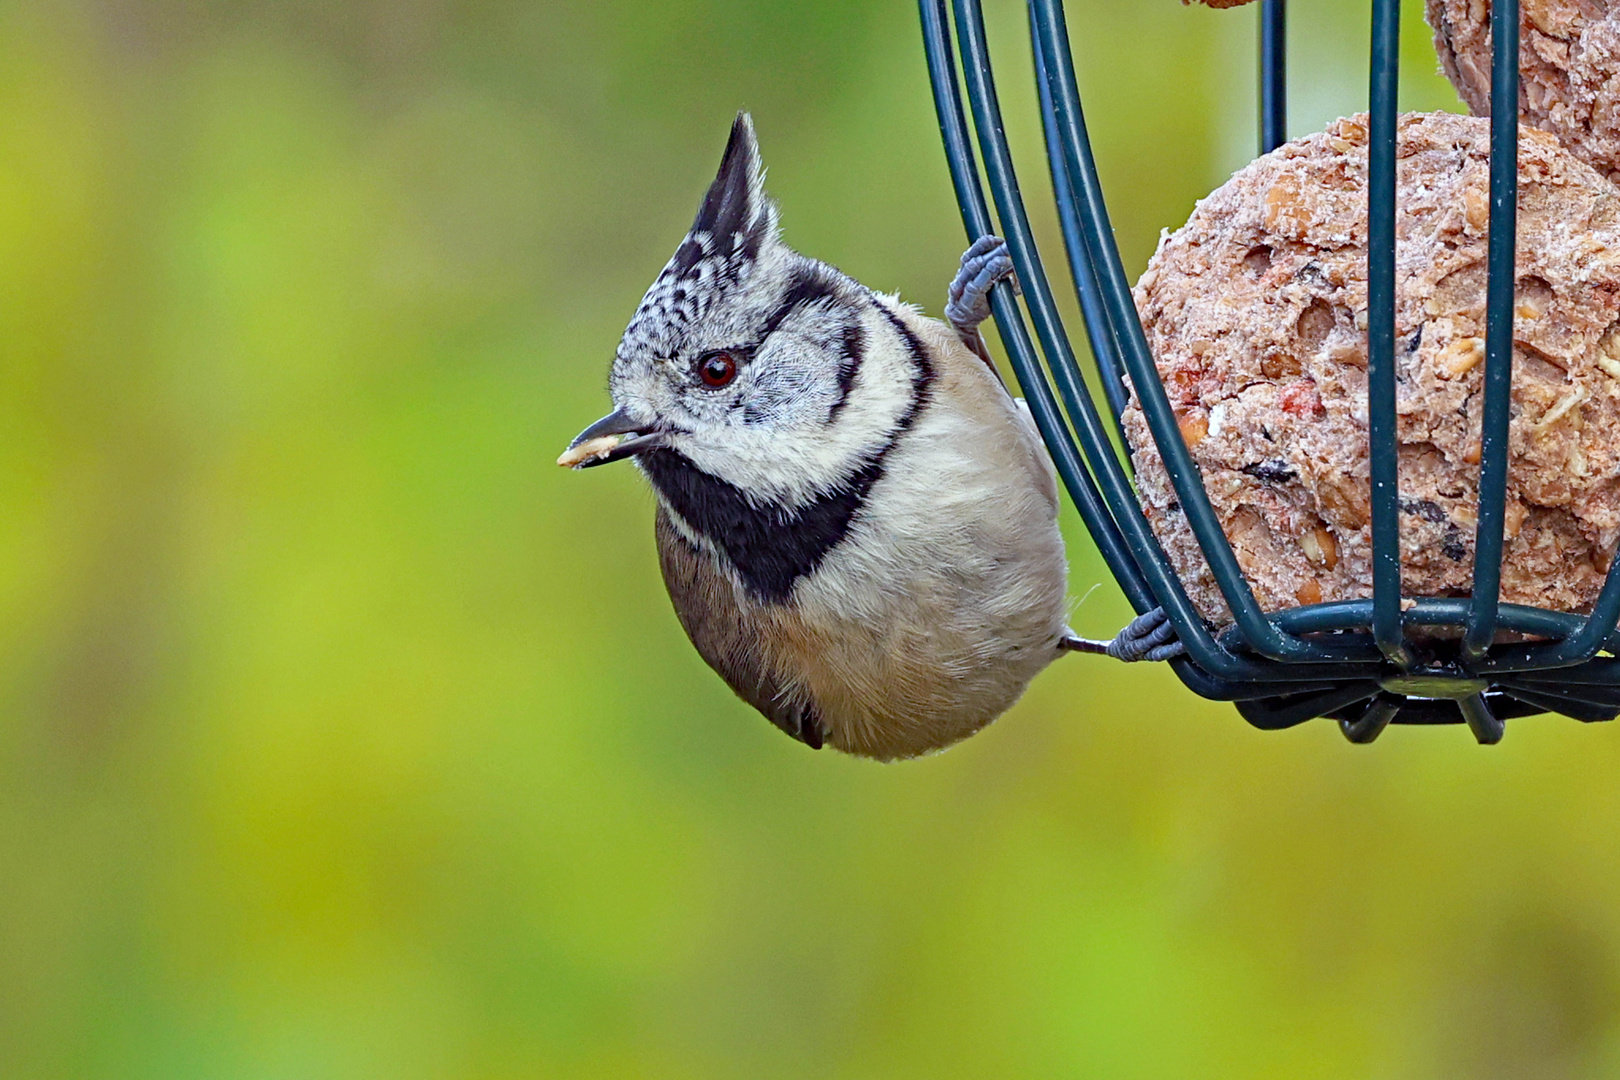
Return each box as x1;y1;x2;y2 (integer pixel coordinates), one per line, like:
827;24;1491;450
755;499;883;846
919;0;1620;738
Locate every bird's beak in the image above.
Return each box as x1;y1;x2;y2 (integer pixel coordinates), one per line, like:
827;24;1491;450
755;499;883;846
557;408;665;469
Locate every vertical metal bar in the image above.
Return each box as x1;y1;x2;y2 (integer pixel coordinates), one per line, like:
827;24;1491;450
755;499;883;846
1259;0;1287;154
918;0;1152;616
948;0;1229;656
1032;33;1133;445
1368;0;1412;668
1463;0;1519;662
1027;0;1325;663
922;0;998;255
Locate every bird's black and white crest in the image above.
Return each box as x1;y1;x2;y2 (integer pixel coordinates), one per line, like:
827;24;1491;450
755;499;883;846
617;113;780;366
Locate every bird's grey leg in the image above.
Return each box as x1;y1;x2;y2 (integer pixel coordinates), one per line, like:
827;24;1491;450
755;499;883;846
946;236;1017;378
1062;607;1185;663
946;234;1015;338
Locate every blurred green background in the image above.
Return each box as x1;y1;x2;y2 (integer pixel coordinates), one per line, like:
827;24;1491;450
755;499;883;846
4;0;1620;1076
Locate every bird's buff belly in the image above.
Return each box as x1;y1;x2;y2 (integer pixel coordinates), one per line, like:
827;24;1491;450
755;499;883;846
755;577;1064;759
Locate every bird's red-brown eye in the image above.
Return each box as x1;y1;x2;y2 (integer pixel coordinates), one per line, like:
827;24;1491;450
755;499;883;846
698;351;738;388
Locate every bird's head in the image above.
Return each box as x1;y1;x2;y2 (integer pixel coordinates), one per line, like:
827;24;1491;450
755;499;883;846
560;113;929;514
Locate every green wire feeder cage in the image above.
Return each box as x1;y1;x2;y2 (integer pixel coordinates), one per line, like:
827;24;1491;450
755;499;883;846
921;0;1620;743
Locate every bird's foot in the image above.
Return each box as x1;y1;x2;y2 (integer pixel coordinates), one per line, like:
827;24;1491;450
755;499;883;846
1062;607;1185;663
946;234;1016;337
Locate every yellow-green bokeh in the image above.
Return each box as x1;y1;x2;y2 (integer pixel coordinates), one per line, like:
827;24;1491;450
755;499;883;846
3;1;1618;1077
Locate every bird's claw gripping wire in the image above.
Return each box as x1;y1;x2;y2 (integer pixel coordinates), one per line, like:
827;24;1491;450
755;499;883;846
946;234;1017;337
946;235;1020;377
1062;607;1186;663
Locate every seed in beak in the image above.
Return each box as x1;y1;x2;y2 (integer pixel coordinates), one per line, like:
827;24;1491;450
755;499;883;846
557;435;627;469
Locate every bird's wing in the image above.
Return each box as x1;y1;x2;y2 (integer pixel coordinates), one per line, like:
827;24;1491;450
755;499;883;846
654;507;822;747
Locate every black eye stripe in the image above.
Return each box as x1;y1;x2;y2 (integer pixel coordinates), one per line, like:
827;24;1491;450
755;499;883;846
825;321;866;422
758;267;843;340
